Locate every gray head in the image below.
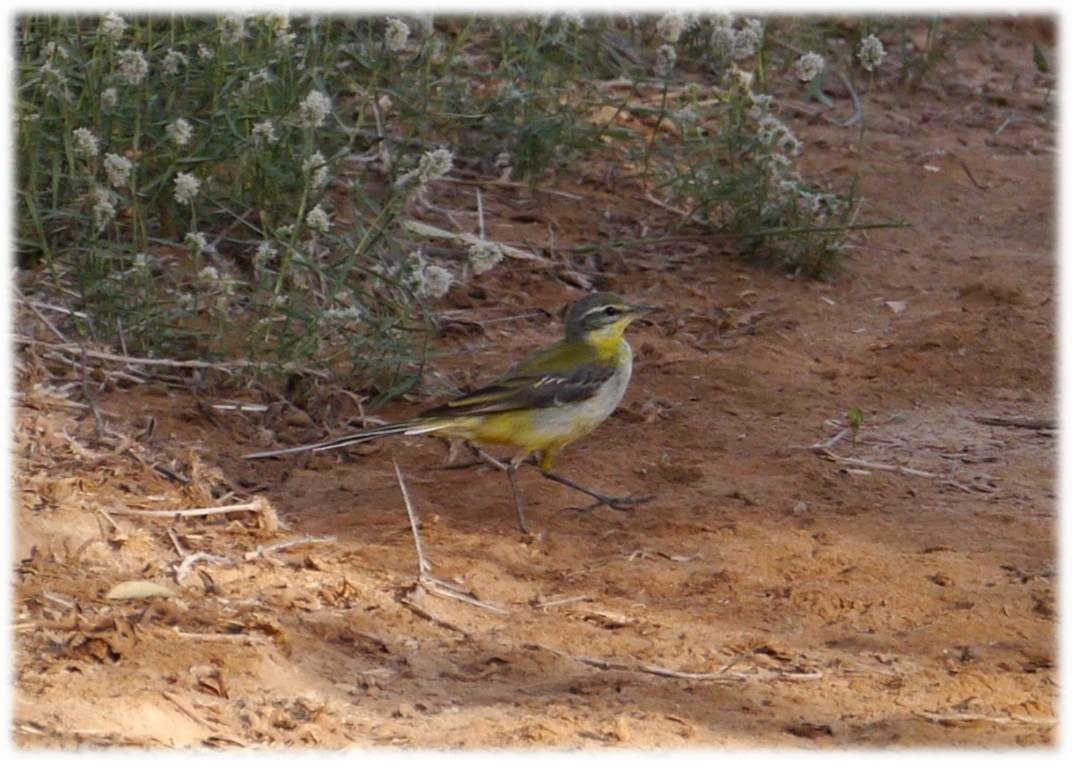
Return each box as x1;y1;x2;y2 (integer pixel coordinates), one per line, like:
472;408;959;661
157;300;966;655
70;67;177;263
564;292;660;342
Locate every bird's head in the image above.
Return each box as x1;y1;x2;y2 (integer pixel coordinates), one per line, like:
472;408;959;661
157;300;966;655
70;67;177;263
564;292;661;347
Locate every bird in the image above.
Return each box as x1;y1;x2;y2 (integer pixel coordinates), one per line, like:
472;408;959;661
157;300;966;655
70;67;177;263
244;292;661;533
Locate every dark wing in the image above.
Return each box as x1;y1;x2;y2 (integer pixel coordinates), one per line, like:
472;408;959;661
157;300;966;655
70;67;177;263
419;361;616;418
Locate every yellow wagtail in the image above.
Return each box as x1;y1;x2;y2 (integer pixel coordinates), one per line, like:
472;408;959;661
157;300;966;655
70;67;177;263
244;292;660;533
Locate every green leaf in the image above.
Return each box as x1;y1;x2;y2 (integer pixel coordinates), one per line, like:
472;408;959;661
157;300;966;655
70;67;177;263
847;406;864;442
1032;41;1050;73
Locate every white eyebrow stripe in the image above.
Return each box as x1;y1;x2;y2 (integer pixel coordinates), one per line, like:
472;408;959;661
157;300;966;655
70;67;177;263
583;304;622;318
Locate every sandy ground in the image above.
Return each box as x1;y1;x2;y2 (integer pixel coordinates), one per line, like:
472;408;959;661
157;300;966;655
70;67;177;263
13;19;1056;749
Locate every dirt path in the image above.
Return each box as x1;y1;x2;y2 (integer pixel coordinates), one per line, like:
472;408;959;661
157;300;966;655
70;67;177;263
14;22;1055;748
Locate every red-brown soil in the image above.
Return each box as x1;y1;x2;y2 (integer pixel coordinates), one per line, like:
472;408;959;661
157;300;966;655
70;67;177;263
13;19;1056;749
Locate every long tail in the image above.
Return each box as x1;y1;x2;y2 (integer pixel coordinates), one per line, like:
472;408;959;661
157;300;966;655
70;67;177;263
242;418;456;459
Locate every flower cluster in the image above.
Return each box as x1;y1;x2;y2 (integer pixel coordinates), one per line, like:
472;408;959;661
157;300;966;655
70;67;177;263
654;44;677;79
91;187;116;232
794;52;825;83
418;148;453;182
173;172;200;205
385;18;410;52
251;120;278;146
298;89;331;128
656;13;685;44
104;153;134;187
185;231;208;255
99;12;126;42
305;204;331;234
117;48;148;85
858;34;886;72
162;49;188;76
72;127;99;158
303;151;330;189
324;306;364;324
417;264;453;298
710;16;764;62
218;14;247;45
396;147;455;188
467;240;505;275
166;118;193;147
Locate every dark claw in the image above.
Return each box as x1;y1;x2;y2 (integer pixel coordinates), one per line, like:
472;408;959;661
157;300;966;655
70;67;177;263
566;493;653;515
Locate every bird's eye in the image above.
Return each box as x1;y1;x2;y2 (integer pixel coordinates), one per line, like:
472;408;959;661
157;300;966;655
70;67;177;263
603;306;620;317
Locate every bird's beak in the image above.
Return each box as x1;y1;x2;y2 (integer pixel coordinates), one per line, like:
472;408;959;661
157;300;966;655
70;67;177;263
625;303;662;326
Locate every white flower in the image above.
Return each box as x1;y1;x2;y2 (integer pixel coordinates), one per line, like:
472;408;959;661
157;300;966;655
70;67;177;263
425;36;446;64
747;93;774;119
794;52;825;83
244;68;273;90
754;113;803;157
467;240;504;275
197;265;220;282
91;187;116;232
274;30;297;51
394;147;454;188
732;25;760;60
100;87;118;109
132;252;150;273
103;153;134;187
298;89;331;128
218;14;248;45
72;127;99;158
324;306;364;324
254;240;277;271
251;120;278;146
117;48;149;85
385;18;411;52
743;18;764;44
654;44;677;79
166;118;194;147
778;131;802;156
796;192;822;216
303;151;329;189
656;13;685;44
43;41;69;60
858;34;886;72
185;231;208;254
40;61;68;100
197;44;214;61
730;66;754;93
305;204;330;233
673;106;698;126
710;26;737;59
162;49;187;76
263;12;289;35
561;12;585;31
418;265;453;298
99;12;127;42
418;147;453;182
173;172;201;205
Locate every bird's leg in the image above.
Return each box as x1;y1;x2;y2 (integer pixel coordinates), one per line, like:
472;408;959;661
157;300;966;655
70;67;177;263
506;461;530;535
539;470;653;514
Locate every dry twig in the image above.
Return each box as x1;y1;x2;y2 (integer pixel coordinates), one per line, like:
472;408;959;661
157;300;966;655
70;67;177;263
914;711;1055;727
526;642;822;683
243;535;335;563
174;552;233;585
972;414;1056;431
107;497;272;520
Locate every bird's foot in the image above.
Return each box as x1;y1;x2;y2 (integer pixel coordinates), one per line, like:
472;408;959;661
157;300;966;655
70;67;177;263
569;492;654;515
